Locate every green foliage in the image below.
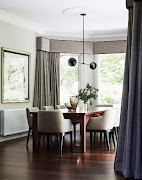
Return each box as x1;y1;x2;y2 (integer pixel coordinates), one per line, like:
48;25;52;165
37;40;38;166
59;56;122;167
100;54;125;104
101;54;125;85
77;83;98;106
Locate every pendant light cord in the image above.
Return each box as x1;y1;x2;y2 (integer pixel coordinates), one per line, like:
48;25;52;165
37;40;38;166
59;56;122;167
83;14;84;64
81;14;86;64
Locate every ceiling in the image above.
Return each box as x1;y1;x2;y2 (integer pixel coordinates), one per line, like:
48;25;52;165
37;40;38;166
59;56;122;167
0;0;128;41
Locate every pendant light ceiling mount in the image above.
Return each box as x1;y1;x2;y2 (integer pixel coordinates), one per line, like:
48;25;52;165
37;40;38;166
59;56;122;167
68;13;97;70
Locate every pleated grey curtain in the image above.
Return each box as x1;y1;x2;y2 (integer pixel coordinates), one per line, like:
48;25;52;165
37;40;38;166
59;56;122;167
33;51;60;109
114;0;142;179
49;53;60;107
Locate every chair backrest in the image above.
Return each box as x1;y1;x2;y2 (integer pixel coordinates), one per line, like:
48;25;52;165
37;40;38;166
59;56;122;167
55;105;67;109
26;107;39;128
42;106;54;111
38;110;71;133
101;108;117;130
95;104;113;107
114;107;121;127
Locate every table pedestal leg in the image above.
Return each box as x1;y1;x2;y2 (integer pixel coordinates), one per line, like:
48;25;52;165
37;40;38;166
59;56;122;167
80;114;86;153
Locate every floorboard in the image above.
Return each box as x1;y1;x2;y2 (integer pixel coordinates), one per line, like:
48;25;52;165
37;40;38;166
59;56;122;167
0;131;132;180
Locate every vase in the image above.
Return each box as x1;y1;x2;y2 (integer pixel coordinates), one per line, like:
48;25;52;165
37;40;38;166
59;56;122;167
70;97;78;110
83;102;88;110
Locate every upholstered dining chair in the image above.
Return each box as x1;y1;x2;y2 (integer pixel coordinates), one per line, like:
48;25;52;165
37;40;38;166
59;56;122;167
42;106;54;111
87;108;117;150
95;104;114;142
55;105;80;140
37;110;73;155
113;107;121;140
42;106;55;141
26;107;39;147
55;105;67;109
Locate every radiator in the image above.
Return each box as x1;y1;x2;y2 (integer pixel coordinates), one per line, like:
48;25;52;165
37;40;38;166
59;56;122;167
0;109;29;136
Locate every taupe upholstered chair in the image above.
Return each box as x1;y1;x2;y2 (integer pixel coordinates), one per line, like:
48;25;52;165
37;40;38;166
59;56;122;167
42;106;55;141
95;104;114;107
55;105;80;140
42;106;54;111
87;109;117;150
55;105;67;109
37;110;73;155
113;107;121;140
26;107;39;147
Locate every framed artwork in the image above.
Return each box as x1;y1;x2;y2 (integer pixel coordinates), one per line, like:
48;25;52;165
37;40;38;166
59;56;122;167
1;47;31;103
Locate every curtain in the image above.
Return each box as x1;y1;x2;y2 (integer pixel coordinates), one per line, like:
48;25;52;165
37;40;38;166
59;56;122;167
49;53;60;107
114;0;142;179
33;51;60;109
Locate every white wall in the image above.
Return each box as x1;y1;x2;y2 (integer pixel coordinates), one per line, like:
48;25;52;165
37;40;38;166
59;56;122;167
0;20;41;110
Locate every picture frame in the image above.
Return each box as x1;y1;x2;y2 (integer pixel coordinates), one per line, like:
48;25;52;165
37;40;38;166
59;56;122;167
1;47;31;103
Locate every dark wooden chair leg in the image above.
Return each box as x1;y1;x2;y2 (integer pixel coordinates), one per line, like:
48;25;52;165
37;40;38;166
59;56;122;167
114;127;118;141
70;132;73;152
73;124;76;139
59;133;64;155
47;135;50;150
37;133;41;152
104;132;106;143
90;132;92;147
94;131;96;144
43;135;45;142
112;132;116;148
105;130;110;151
26;127;32;147
100;132;102;143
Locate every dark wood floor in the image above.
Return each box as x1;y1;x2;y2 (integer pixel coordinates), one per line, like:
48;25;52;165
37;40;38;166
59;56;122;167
0;131;130;180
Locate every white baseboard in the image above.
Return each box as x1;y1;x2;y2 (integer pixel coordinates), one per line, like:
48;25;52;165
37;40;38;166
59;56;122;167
0;132;28;142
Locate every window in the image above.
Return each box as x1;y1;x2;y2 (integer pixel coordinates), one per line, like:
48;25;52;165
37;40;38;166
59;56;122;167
98;53;125;105
60;54;78;104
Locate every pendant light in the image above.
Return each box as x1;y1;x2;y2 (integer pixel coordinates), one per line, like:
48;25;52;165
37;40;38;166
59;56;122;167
68;13;97;70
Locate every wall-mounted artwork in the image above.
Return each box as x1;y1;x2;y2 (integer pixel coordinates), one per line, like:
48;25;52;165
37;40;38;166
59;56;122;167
1;47;30;103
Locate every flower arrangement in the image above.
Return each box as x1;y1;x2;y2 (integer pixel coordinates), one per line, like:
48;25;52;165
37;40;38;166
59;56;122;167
77;83;99;106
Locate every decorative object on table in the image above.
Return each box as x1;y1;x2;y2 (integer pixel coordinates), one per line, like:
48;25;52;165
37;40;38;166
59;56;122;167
70;97;78;110
68;14;97;70
1;47;30;103
64;103;72;110
77;83;99;110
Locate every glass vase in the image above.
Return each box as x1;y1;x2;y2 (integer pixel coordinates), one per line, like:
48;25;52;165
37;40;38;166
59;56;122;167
83;102;88;110
70;97;78;110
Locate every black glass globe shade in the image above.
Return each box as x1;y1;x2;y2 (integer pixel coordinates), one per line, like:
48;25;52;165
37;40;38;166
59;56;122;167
90;62;97;70
68;58;77;67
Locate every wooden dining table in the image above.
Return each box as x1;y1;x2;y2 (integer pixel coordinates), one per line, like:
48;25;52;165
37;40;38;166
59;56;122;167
31;107;107;153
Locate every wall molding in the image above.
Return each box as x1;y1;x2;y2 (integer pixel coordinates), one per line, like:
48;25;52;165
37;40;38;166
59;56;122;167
0;10;127;41
0;10;48;34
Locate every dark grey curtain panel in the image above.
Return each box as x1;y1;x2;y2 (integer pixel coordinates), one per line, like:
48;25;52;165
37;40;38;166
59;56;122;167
114;1;142;179
49;53;60;107
33;51;60;109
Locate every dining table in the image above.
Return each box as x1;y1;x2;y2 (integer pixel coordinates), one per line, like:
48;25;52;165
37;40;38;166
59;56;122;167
30;107;108;153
